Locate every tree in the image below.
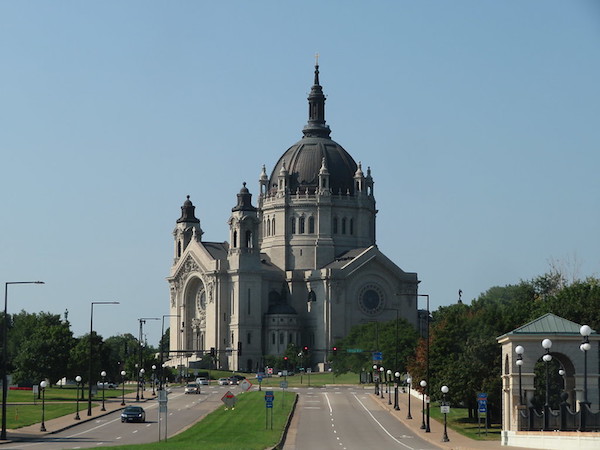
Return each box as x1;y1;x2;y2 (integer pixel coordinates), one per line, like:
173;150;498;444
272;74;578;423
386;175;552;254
332;318;418;375
11;311;74;386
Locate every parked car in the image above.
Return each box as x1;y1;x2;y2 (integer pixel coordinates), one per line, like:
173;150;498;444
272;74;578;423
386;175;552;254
218;378;229;386
121;406;146;423
196;377;209;385
185;383;200;394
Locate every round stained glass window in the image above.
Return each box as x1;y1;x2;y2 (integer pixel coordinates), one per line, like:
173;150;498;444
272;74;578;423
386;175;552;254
358;284;385;315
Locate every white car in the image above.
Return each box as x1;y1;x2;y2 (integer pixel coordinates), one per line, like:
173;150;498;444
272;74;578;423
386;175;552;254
218;378;229;386
184;383;200;394
196;377;209;385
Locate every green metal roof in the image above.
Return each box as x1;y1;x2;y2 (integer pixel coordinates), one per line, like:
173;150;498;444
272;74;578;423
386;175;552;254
505;313;595;336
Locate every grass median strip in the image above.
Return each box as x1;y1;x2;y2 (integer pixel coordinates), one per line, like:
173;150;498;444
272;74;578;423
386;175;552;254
107;390;297;450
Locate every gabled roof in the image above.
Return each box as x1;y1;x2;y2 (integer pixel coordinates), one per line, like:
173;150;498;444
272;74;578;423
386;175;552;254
502;313;596;337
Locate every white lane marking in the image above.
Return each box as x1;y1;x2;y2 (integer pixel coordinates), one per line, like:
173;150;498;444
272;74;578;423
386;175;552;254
132;430;138;433
352;394;415;449
303;406;321;409
323;392;333;414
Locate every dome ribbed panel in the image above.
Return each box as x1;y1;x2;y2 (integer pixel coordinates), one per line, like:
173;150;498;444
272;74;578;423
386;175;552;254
269;137;357;195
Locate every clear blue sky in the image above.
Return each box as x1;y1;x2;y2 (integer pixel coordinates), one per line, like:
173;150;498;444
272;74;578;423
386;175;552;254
2;1;599;346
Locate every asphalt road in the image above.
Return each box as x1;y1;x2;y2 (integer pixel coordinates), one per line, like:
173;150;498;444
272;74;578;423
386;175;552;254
1;385;229;450
284;386;439;450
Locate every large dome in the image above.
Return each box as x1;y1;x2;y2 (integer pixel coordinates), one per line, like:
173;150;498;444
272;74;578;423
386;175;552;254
268;63;358;195
269;136;357;195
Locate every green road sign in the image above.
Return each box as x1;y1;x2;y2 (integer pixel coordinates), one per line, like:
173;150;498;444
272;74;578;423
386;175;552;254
347;348;363;353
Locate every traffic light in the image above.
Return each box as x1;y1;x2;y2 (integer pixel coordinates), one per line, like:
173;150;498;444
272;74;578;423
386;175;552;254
332;346;338;356
303;346;309;352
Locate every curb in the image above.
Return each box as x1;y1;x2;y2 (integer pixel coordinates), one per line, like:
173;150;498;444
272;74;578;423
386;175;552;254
272;392;299;450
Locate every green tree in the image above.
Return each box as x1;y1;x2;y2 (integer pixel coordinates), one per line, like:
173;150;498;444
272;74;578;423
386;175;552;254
11;312;74;385
332;318;418;375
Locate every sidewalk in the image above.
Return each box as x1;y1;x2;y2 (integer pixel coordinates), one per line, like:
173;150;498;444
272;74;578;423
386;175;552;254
0;391;154;445
370;387;539;450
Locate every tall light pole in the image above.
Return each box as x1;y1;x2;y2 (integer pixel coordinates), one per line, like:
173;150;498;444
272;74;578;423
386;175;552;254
160;314;179;390
152;365;157;396
88;301;119;416
137;317;159;401
379;367;385;398
515;345;524;405
2;281;44;440
372;364;379;395
74;375;82;420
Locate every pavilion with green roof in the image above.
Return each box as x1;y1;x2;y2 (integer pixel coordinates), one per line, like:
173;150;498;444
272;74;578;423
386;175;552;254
497;313;599;449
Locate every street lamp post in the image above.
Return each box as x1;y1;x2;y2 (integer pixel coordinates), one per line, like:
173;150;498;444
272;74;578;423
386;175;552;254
515;345;524;405
139;368;146;400
393;371;400;410
406;376;413;419
2;281;44;440
386;369;392;405
74;375;82;420
441;385;450;442
420;380;427;430
40;380;47;432
100;371;107;411
372;364;379;395
379;367;385;399
542;338;553;431
88;301;119;416
580;324;592;431
152;365;157;396
120;370;126;406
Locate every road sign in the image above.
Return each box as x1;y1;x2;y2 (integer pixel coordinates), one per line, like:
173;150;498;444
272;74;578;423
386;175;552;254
280;381;288;389
221;390;237;408
267;367;273;375
282;370;288;376
257;375;263;382
264;391;274;401
477;393;488;413
347;348;363;353
240;378;253;392
372;351;383;361
441;405;450;414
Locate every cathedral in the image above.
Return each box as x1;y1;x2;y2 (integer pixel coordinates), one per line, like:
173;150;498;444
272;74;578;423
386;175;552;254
166;64;419;373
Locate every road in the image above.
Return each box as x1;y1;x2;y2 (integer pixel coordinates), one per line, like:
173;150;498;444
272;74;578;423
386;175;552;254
284;386;439;450
1;384;229;450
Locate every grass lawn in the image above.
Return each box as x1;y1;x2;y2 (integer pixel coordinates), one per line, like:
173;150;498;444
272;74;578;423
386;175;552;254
8;387;131;402
6;403;89;429
428;406;500;441
105;390;297;449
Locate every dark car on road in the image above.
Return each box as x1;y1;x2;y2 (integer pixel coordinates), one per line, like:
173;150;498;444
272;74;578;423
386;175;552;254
121;406;146;423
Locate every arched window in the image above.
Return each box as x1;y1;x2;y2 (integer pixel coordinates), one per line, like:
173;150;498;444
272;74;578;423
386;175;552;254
267;218;271;236
342;218;347;234
233;231;238;248
291;217;296;234
308;216;315;234
177;241;182;257
271;217;275;235
350;218;354;235
333;217;338;234
299;216;305;234
246;230;252;248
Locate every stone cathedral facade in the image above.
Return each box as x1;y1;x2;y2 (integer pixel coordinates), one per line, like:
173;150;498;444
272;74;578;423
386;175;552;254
166;65;419;372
